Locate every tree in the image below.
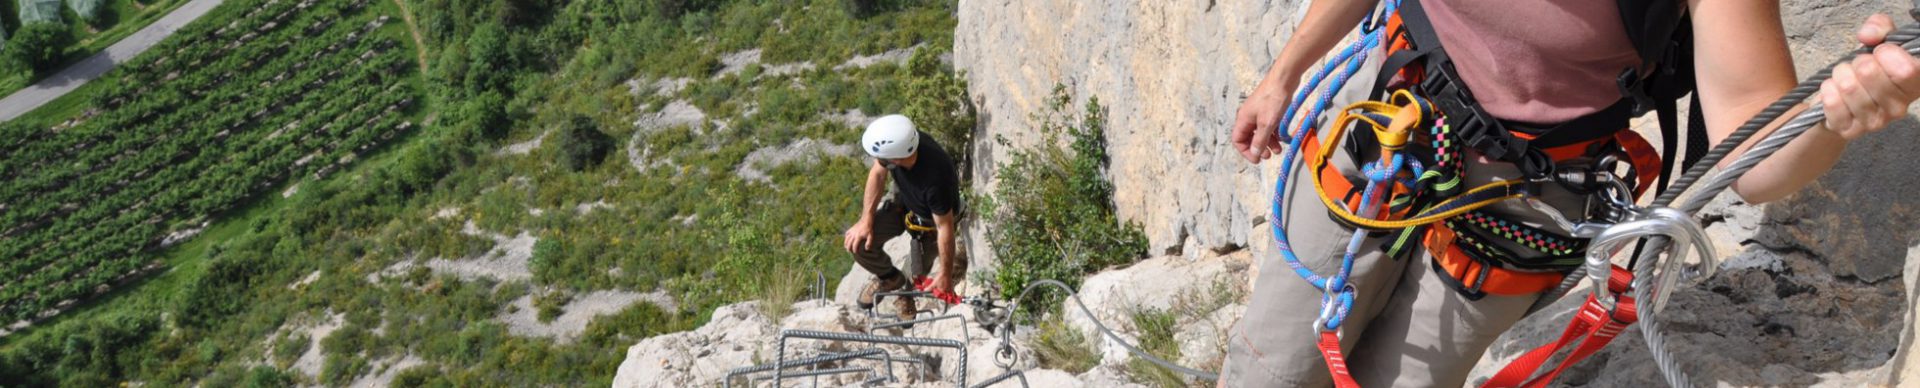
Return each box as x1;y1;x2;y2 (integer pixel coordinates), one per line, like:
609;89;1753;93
444;91;510;143
902;46;978;177
549;115;613;171
492;0;550;26
462;24;512;95
985;86;1148;317
8;23;71;74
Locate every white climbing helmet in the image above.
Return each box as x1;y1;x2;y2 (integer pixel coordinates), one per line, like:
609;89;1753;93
862;114;919;159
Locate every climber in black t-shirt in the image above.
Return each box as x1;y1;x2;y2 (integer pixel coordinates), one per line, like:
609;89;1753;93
841;115;965;319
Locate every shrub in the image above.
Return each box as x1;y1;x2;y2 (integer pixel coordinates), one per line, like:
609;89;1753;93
578;300;692;348
842;0;876;18
1032;316;1099;373
902;46;976;174
7;22;71;73
176;254;266;328
983;85;1148;317
754;260;812;323
449;92;513;143
548;115;613;171
1123;307;1188;387
271;333;311;364
391;364;452;387
0;311;158;386
241;366;296;388
533;289;571;323
463;24;514;94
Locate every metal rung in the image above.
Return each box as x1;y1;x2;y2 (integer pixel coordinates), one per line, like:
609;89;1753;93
724;348;887;388
970;370;1029;388
777;329;968;387
750;367;872;386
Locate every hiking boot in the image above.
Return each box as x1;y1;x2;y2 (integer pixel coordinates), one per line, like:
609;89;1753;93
893;294;918;326
857;274;908;310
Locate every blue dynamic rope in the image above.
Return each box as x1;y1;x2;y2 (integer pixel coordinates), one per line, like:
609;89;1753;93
1268;0;1401;331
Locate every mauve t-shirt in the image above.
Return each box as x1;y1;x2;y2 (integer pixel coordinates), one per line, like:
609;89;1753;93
1424;0;1642;124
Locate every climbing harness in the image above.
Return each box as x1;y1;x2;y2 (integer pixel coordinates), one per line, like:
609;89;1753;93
905;213;936;233
1270;0;1920;386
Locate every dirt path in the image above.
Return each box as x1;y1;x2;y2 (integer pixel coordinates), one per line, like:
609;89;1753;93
392;0;430;74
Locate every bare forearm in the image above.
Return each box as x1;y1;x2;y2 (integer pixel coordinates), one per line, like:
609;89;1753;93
1727;104;1850;203
934;213;961;275
859;162;887;221
1689;0;1825;204
1265;0;1379;87
937;227;958;274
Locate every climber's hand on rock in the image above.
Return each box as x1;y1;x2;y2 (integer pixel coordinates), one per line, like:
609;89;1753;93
1821;13;1920;140
843;220;874;253
1233;78;1297;164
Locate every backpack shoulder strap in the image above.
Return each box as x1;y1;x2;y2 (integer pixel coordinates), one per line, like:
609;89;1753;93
1616;0;1689;73
1620;0;1701;193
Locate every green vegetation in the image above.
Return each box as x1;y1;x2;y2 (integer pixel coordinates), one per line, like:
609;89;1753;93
754;259;816;323
0;0;419;324
1123;279;1241;387
1032;315;1100;373
983;85;1150;317
1;0;198;94
549;114;614;172
1124;307;1188;388
0;0;967;386
903;45;976;172
7;21;69;72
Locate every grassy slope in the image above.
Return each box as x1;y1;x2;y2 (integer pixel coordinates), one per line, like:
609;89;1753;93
1;1;960;386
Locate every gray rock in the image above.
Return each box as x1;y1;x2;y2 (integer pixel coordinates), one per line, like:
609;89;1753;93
733;138;857;184
614;303;776;388
955;0;1306;257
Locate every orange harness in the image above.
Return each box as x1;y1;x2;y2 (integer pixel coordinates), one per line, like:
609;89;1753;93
1297;113;1660;296
1293;8;1666;298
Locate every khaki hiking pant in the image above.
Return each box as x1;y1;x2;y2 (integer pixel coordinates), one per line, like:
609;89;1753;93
1220;121;1591;387
851;192;938;281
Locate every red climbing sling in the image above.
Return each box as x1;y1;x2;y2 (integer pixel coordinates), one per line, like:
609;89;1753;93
1482;266;1638;388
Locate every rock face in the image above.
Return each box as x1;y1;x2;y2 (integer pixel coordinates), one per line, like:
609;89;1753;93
613;254;1247;387
954;0;1920;386
954;0;1305;259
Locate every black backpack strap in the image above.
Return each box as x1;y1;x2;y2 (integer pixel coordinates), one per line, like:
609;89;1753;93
1617;0;1689;73
1398;0;1556;179
1374;48;1429;101
1684;95;1709;171
1655;96;1681;191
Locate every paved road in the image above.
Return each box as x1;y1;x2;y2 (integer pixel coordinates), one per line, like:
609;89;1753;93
0;0;226;122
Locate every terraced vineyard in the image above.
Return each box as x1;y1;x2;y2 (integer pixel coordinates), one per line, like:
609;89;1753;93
0;0;420;323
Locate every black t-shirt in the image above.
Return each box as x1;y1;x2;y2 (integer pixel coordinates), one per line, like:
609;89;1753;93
887;133;961;219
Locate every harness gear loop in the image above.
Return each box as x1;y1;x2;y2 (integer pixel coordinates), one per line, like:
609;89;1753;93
1307;93;1533;231
904;213;934;233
